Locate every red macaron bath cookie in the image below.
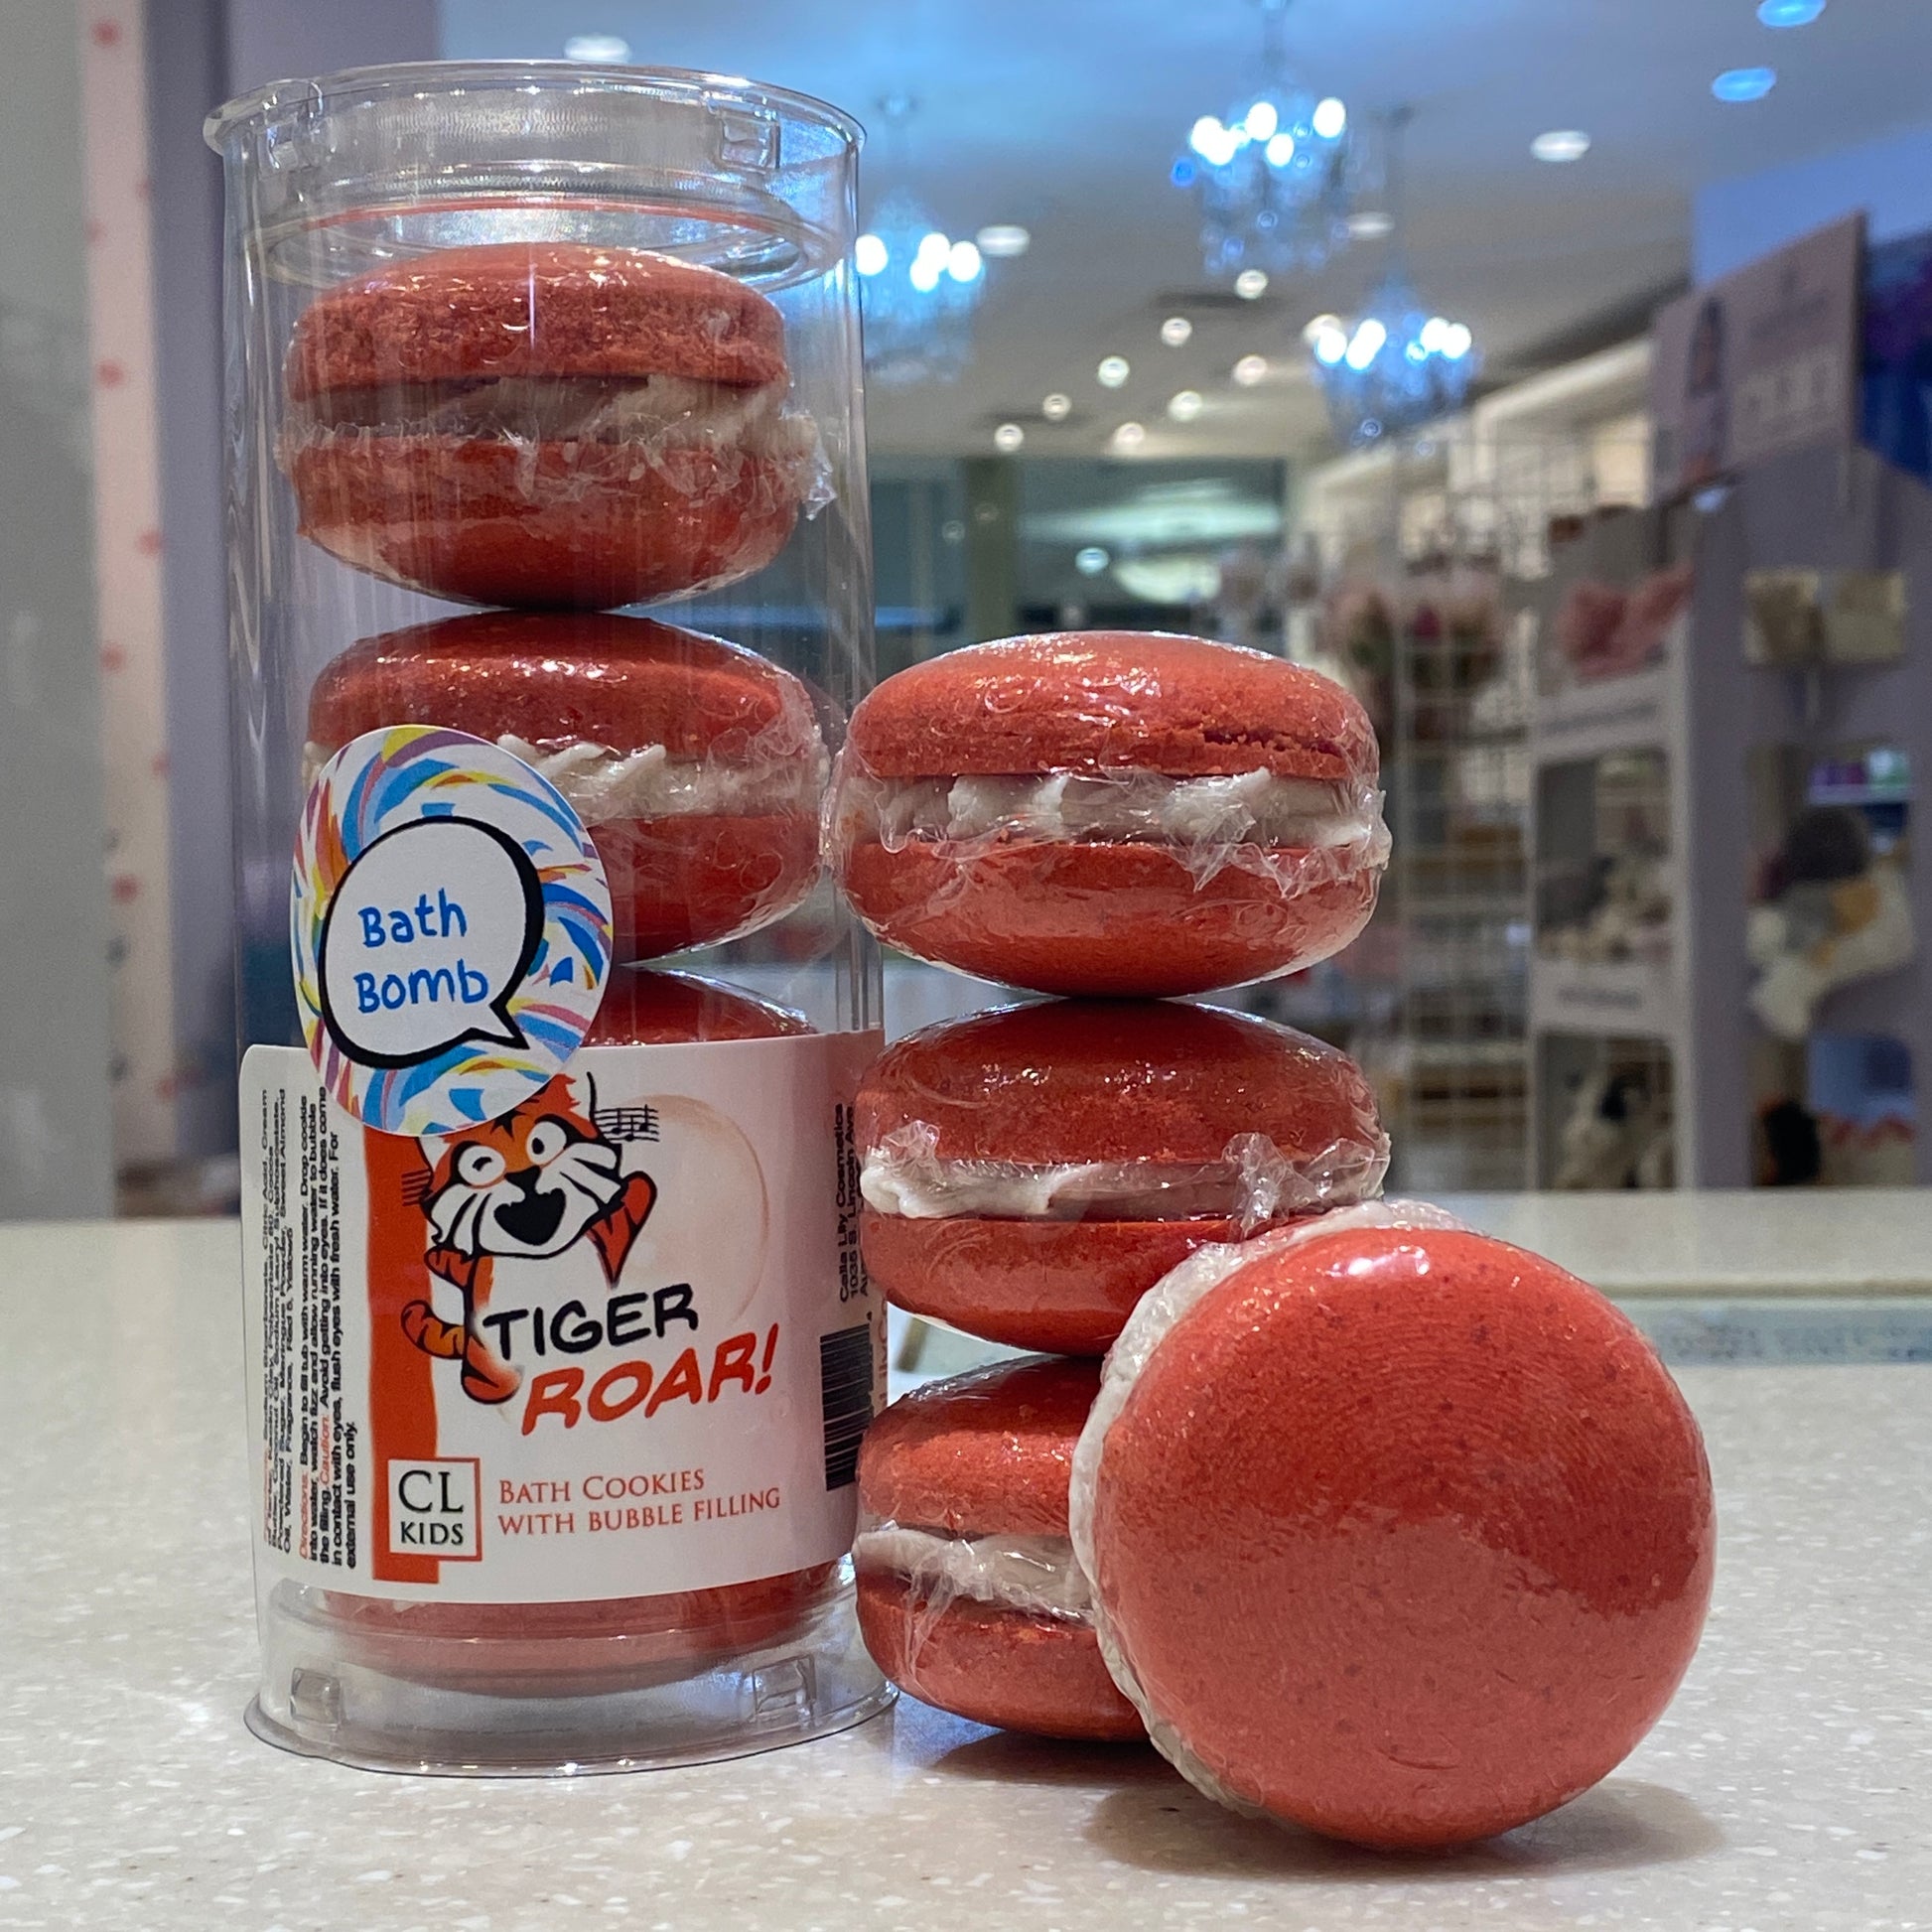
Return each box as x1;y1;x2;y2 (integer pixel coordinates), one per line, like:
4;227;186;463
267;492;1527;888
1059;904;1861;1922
856;999;1388;1354
318;968;833;1697
856;1354;1143;1742
282;242;826;609
826;632;1389;999
306;611;828;962
1069;1204;1717;1850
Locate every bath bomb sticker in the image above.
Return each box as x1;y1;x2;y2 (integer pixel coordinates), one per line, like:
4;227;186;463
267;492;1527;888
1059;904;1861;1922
293;726;613;1136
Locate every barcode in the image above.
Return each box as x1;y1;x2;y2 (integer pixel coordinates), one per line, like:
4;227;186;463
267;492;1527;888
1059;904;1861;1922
818;1322;874;1491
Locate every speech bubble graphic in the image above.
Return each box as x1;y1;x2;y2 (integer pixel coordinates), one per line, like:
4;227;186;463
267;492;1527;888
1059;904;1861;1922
293;726;613;1138
318;816;544;1067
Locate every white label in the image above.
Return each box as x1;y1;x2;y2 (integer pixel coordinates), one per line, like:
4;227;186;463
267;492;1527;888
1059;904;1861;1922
240;1032;883;1604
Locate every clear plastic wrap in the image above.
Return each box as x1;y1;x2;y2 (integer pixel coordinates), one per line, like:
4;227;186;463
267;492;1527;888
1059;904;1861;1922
1069;1202;1466;1817
279;240;836;611
825;631;1390;998
855;998;1389;1354
853;1520;1093;1623
301;612;831;961
860;1121;1385;1226
212;63;886;1775
853;1354;1142;1742
1069;1203;1718;1850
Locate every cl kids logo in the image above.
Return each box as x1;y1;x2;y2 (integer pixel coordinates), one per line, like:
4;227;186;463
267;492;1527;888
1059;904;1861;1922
387;1457;482;1560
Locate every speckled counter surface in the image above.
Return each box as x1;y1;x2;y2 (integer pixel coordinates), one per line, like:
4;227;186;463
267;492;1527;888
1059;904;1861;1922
3;1217;1929;1932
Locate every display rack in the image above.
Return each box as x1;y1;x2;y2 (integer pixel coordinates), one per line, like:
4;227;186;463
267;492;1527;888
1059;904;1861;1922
1293;354;1653;1191
1383;550;1532;1191
1526;511;1699;1187
1526;443;1932;1189
1680;444;1932;1186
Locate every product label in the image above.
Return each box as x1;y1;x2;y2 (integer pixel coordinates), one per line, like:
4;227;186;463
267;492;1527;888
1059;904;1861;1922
240;1033;884;1603
292;727;613;1138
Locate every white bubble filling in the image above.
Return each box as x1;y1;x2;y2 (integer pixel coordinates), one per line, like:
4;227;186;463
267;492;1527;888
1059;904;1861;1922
859;1120;1390;1232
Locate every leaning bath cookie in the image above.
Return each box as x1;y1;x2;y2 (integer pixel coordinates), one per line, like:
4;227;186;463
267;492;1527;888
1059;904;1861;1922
856;1354;1143;1742
282;241;826;609
857;998;1387;1353
826;631;1388;998
1069;1205;1716;1850
306;612;829;963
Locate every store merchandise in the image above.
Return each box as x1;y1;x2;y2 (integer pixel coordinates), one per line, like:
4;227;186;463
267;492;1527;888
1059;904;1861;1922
854;1355;1142;1742
1554;562;1693;683
1747;801;1915;1041
1743;568;1907;668
1070;1207;1715;1850
856;998;1388;1353
214;61;885;1775
306;612;829;962
1552;1058;1675;1189
826;631;1389;997
282;242;826;610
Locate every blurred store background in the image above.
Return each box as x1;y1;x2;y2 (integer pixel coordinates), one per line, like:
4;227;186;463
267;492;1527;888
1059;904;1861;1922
4;0;1931;1217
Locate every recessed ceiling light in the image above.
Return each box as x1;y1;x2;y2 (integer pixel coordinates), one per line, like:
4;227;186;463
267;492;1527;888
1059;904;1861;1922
1712;67;1777;101
1232;354;1269;387
854;233;888;277
1097;355;1131;388
1161;316;1194;346
976;223;1031;258
1111;421;1147;452
1311;96;1347;141
1757;0;1825;24
1168;389;1205;422
1075;545;1111;576
1234;269;1270;300
1346;210;1393;239
564;33;630;62
1300;314;1342;346
994;423;1025;453
1042;392;1072;421
1531;129;1590;163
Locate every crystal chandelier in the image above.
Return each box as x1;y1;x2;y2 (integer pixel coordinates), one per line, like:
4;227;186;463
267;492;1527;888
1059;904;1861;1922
1309;109;1478;445
856;101;987;388
1173;0;1353;281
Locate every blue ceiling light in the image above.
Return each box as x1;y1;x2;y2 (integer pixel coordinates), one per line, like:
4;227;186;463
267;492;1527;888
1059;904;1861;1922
1309;108;1477;447
1712;67;1778;101
858;190;986;386
1757;0;1825;25
1173;0;1357;282
857;99;990;388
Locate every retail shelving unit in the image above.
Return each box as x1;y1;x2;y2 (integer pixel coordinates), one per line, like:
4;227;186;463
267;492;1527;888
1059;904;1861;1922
1679;445;1932;1186
1294;351;1654;1191
1526;522;1699;1187
1526;444;1932;1189
1382;555;1533;1191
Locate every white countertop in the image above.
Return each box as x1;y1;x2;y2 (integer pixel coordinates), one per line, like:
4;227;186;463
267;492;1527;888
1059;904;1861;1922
1440;1187;1932;1297
4;1213;1930;1931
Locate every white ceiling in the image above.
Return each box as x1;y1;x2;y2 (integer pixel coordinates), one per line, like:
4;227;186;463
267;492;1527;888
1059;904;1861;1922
443;0;1932;461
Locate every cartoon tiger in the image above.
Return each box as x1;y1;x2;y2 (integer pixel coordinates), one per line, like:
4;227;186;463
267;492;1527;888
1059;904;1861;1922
401;1069;657;1405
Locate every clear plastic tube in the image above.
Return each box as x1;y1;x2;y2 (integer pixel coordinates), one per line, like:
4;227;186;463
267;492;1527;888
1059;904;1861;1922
211;62;886;1774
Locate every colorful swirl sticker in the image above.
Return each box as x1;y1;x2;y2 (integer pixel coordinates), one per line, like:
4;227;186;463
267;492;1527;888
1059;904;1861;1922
292;726;613;1137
